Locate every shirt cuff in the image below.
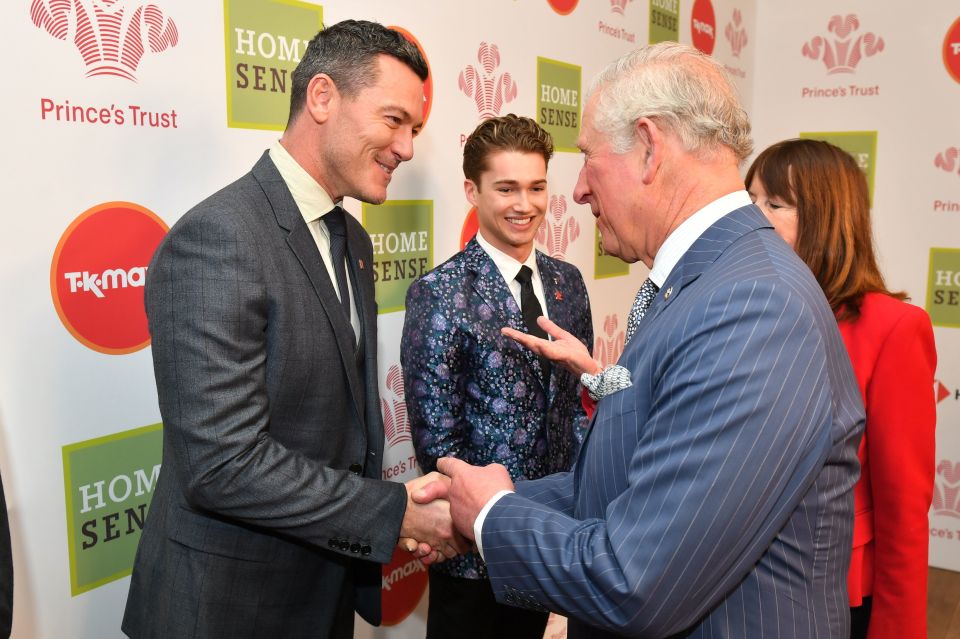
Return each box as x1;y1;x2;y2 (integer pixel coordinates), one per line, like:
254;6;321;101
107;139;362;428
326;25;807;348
473;489;513;559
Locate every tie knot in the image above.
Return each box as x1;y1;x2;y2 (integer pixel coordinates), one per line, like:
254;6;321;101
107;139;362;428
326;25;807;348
323;206;347;238
515;265;534;286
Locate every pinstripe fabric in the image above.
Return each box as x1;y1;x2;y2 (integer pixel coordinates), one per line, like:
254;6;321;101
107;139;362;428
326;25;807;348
481;205;864;638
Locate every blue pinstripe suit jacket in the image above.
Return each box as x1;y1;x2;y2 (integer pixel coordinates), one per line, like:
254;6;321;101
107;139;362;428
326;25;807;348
481;205;865;638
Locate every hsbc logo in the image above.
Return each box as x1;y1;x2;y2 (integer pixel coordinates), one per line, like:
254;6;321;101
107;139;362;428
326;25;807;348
937;379;959;404
535;196;580;259
30;0;179;81
64;266;147;299
459;42;518;119
802;15;884;74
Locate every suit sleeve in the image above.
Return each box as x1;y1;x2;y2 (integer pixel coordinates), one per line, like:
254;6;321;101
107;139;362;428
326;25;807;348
481;278;850;636
401;277;468;472
865;307;936;639
146;209;405;563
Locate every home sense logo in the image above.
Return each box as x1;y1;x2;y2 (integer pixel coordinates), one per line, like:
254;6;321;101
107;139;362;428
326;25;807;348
31;0;178;81
802;15;884;74
927;248;960;327
649;0;679;44
535;195;580;259
362;201;433;314
459;42;518;119
944;17;960;84
799;131;877;202
51;202;168;354
224;0;321;130
63;423;162;594
537;57;581;152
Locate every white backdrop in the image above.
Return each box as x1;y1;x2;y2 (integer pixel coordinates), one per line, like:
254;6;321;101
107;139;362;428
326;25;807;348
2;1;955;638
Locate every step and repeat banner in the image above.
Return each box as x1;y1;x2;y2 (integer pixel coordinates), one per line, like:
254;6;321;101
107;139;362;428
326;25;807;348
3;0;955;637
748;1;960;573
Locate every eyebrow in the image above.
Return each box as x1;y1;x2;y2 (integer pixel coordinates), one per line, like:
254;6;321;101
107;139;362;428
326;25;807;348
491;178;547;186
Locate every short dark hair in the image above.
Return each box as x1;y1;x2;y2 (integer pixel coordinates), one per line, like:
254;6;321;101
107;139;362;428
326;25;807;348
288;20;428;123
746;138;905;320
462;114;554;186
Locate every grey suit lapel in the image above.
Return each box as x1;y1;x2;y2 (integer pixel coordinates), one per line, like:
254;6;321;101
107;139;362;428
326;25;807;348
249;152;366;420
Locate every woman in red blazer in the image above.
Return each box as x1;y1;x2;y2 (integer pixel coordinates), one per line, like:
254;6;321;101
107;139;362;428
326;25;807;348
746;139;937;639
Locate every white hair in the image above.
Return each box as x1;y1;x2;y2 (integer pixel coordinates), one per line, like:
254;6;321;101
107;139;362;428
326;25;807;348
589;42;753;161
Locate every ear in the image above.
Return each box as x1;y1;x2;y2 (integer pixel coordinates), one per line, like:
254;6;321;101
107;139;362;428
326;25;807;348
634;117;665;186
464;179;479;207
304;74;337;125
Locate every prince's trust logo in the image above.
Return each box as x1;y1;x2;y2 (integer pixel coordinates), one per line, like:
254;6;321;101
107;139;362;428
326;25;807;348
459;42;518;119
535;195;580;259
381;364;412;449
31;0;179;81
725;9;748;58
802;15;884;74
594;314;626;368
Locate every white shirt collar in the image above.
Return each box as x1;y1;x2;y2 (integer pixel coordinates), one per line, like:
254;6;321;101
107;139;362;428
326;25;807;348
475;231;540;283
268;140;337;222
648;190;752;287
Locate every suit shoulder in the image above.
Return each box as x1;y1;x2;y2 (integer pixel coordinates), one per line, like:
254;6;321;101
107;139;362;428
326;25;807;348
406;249;471;299
165;171;262;237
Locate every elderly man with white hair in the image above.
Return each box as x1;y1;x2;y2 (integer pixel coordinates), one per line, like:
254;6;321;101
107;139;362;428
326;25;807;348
415;42;865;638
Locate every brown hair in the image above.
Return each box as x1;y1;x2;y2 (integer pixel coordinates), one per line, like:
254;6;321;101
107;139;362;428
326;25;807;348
462;114;553;186
745;138;905;321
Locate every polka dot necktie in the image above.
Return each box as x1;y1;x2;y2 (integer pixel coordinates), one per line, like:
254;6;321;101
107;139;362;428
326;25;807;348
624;278;660;344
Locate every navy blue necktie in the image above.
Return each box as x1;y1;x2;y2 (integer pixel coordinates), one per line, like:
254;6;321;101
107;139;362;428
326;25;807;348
322;207;354;338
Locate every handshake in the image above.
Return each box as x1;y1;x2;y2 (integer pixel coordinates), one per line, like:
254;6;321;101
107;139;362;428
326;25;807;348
396;458;515;565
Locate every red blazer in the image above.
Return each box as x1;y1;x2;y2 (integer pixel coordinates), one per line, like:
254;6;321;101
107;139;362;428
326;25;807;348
838;292;937;638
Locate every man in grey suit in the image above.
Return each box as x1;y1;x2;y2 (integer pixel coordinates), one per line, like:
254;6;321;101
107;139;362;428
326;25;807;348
123;20;464;639
417;43;865;637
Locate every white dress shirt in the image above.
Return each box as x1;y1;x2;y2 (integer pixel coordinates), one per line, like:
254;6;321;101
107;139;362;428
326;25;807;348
269;140;360;341
475;231;550;321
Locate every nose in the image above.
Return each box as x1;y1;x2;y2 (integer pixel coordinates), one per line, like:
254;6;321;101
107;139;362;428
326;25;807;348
573;164;589;205
393;127;415;162
515;190;533;212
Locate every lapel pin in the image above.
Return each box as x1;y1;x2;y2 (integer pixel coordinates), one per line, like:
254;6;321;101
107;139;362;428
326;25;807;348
664;286;673;300
358;259;365;269
554;291;563;301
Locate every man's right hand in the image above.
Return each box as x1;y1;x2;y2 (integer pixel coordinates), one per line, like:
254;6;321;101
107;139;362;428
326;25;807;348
399;472;470;563
502;316;601;376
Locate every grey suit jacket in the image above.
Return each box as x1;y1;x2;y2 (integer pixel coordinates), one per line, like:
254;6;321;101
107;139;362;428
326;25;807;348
122;152;406;639
481;206;865;638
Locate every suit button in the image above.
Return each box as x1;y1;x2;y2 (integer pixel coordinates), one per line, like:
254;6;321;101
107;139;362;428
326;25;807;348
340;540;350;551
349;463;363;474
328;538;338;549
350;543;361;554
361;545;372;556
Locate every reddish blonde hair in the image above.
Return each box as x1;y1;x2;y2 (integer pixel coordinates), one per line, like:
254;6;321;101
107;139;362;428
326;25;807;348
745;139;904;320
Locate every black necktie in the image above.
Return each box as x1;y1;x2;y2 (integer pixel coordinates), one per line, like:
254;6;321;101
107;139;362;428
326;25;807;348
515;265;551;387
322;206;354;339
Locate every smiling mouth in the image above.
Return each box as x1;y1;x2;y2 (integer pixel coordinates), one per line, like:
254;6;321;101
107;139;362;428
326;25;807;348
506;217;536;227
377;161;397;175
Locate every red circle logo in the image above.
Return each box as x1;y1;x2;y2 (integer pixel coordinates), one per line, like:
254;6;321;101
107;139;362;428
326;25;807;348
691;0;717;55
547;0;579;15
51;202;168;354
944;17;960;84
380;548;428;625
390;26;433;127
460;207;479;250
